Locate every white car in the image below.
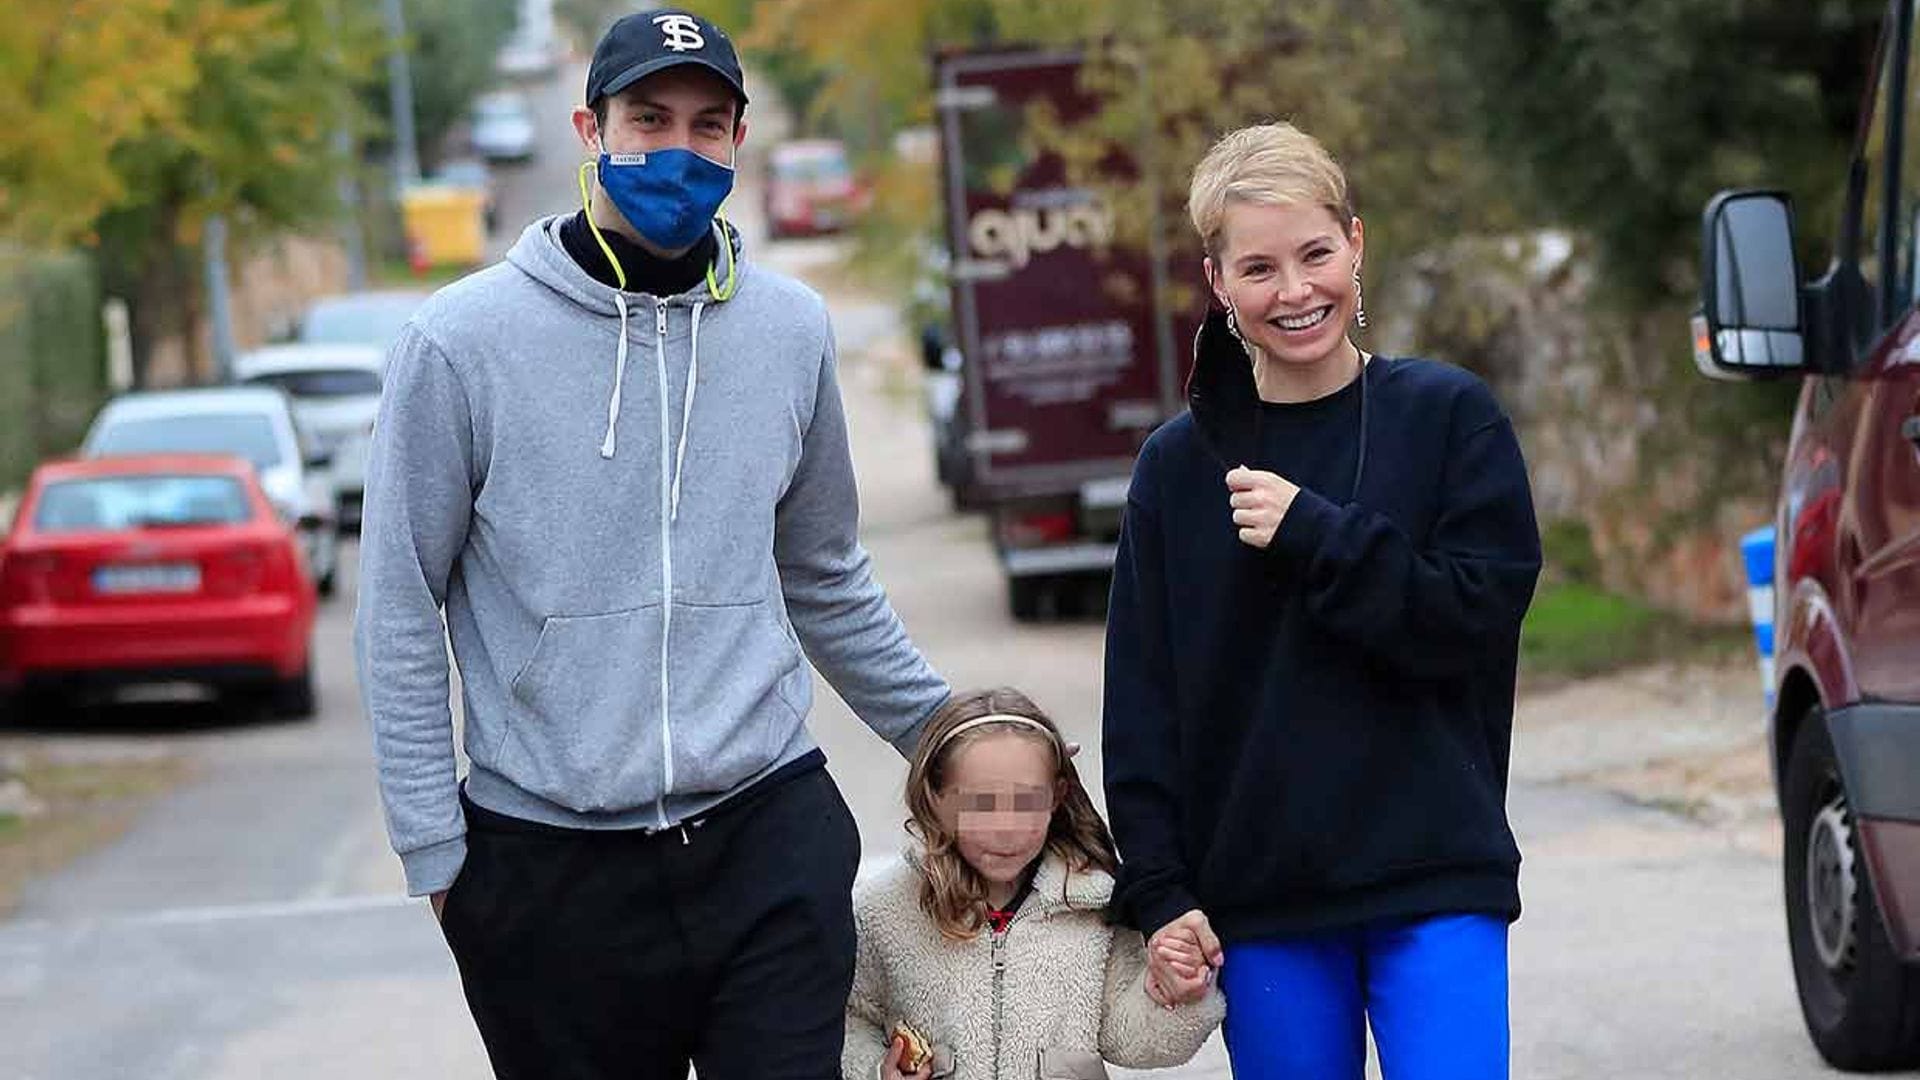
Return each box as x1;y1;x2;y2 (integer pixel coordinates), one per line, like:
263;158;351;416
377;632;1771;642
232;344;384;530
470;91;537;163
81;387;342;597
297;290;428;355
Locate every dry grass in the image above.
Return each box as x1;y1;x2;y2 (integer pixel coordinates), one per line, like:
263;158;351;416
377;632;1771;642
0;753;193;917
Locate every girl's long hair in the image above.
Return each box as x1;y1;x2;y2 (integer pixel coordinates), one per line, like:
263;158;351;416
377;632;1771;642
904;687;1118;940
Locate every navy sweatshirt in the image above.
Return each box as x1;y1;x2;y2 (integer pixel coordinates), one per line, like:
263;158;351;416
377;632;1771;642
1102;309;1542;943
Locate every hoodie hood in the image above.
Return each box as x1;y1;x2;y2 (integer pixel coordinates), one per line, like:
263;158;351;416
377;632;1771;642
503;213;746;464
506;212;748;313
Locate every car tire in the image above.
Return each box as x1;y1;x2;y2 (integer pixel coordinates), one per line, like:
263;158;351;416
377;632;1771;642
1782;704;1920;1070
268;665;317;720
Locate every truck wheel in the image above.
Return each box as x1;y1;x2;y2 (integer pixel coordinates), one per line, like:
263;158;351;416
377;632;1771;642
1782;705;1920;1070
1009;576;1045;622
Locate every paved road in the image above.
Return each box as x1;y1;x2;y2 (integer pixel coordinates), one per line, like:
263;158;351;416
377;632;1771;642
0;62;1839;1080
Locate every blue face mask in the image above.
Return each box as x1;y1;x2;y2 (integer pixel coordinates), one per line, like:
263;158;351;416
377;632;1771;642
597;143;735;251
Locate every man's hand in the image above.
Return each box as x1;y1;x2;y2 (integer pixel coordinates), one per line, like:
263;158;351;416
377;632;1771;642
1146;909;1223;1007
1226;466;1299;550
879;1035;932;1080
430;889;449;922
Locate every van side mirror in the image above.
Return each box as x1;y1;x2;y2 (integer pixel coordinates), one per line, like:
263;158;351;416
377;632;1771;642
1693;190;1806;378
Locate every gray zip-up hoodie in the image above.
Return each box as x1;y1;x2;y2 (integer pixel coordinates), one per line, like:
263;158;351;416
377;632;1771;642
355;215;949;895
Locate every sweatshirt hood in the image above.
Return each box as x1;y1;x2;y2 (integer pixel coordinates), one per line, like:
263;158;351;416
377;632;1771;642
502;213;745;470
505;213;748;314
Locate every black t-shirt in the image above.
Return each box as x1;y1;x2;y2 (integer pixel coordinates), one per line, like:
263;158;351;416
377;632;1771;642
559;210;717;297
1252;372;1364;503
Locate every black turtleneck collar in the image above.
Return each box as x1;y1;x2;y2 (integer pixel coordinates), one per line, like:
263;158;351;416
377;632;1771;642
560;210;718;298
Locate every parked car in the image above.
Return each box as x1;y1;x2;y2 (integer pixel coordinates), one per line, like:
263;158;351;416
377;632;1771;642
1691;1;1920;1068
431;156;500;233
296;290;428;355
764;138;867;239
0;455;317;718
496;32;558;80
232;344;384;530
80;387;342;597
470;90;538;163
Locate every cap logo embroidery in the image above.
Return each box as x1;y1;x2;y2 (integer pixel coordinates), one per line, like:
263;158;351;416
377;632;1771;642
653;13;705;52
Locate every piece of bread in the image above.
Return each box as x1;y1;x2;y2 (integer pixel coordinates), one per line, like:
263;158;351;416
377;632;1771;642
890;1020;932;1072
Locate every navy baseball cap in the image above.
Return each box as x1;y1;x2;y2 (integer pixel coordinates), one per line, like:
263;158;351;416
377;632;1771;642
585;8;749;109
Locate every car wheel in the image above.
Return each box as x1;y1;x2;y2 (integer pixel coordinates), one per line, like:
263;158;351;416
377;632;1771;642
267;665;317;720
1782;705;1920;1070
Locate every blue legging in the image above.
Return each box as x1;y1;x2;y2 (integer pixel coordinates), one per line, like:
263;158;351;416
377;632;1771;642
1218;913;1509;1080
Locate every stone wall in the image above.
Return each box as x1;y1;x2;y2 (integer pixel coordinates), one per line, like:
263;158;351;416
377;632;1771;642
1372;234;1781;623
141;234;350;387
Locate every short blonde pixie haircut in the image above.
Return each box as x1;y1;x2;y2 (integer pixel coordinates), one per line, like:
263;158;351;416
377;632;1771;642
1188;122;1354;258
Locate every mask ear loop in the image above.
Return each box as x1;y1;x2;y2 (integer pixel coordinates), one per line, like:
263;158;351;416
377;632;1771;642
703;136;742;301
705;214;738;301
577;158;628;292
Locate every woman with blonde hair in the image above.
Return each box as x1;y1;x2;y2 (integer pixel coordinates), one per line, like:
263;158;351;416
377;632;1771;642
843;688;1221;1080
1101;121;1542;1078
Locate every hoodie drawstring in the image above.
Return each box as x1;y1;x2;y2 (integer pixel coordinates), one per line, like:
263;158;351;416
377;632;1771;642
600;293;631;458
669;301;704;522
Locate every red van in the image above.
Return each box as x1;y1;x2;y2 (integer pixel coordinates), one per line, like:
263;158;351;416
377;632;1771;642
1693;0;1920;1067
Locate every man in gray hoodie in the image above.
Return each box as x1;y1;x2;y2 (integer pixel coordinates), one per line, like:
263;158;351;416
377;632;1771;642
354;10;948;1078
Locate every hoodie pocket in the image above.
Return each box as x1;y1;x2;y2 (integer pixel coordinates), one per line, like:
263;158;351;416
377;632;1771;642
502;605;666;812
666;599;806;794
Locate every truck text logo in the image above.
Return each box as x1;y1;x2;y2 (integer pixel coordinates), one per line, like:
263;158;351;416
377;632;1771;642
968;196;1116;269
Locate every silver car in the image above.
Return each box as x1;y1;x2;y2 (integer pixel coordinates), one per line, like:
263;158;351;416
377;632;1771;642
232;344;384;531
470;91;537;163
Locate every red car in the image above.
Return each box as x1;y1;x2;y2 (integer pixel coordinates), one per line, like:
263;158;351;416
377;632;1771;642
1693;1;1920;1067
0;455;317;718
763;139;869;239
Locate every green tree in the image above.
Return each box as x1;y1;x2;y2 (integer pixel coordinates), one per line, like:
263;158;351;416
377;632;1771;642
0;0;205;248
360;0;519;172
91;0;381;382
1401;0;1886;297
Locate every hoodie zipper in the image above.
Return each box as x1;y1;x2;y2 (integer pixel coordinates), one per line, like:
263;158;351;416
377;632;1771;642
654;299;675;825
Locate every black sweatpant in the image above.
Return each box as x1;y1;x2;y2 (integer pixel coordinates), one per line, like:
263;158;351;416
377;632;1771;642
439;765;862;1080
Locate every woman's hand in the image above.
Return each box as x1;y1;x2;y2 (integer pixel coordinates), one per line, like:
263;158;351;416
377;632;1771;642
1146;909;1223;1007
1226;466;1299;549
879;1035;932;1080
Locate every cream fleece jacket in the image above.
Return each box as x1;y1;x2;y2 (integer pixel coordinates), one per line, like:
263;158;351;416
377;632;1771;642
845;851;1224;1080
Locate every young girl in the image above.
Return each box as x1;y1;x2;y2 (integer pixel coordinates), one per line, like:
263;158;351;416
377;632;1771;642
844;688;1223;1080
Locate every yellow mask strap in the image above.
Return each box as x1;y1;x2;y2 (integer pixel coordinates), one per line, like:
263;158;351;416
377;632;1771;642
705;214;738;301
577;159;628;292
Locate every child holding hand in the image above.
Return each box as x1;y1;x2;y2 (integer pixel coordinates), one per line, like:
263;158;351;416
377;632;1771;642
845;688;1222;1080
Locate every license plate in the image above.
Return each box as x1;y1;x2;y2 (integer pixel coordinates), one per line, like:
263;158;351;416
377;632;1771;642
93;563;201;595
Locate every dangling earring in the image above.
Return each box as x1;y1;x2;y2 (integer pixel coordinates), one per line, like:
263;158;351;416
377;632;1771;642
1224;302;1253;358
1352;265;1369;332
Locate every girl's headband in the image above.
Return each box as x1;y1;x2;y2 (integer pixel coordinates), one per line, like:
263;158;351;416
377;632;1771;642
930;714;1059;757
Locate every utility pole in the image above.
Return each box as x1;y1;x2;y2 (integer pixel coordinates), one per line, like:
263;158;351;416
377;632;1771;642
326;0;367;289
383;0;421;187
335;129;368;290
203;211;237;383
